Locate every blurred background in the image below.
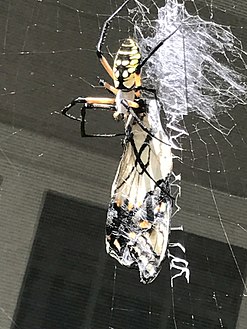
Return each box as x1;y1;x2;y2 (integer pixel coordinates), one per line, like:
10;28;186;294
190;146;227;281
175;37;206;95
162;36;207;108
0;0;246;328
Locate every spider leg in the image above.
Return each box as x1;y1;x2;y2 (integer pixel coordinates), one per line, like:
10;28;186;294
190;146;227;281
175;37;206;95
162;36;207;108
136;25;181;72
80;105;124;138
61;96;127;137
61;97;87;121
99;79;118;95
96;0;132;55
97;54;114;80
96;0;132;79
61;96;116;121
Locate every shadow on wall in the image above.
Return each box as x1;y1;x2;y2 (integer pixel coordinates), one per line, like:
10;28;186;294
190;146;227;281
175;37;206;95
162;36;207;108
12;190;246;329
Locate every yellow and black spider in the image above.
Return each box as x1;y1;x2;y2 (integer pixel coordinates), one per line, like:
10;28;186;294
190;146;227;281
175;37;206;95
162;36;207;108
61;0;178;137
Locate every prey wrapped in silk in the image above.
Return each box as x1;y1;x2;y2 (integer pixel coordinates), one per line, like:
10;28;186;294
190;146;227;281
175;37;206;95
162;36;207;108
106;100;173;284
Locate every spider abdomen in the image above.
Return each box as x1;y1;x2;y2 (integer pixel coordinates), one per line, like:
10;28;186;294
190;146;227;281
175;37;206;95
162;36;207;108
113;38;141;89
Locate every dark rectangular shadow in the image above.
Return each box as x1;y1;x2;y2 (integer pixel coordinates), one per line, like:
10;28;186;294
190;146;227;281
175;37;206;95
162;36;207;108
12;191;110;329
12;190;246;329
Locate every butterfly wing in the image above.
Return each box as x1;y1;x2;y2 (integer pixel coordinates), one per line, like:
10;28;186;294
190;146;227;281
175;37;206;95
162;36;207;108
106;103;173;283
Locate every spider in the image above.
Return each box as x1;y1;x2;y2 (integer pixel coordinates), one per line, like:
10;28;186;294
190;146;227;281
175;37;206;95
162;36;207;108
61;0;179;137
61;0;187;284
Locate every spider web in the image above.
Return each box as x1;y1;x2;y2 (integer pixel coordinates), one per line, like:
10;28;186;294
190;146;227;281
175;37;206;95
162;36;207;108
0;0;246;328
